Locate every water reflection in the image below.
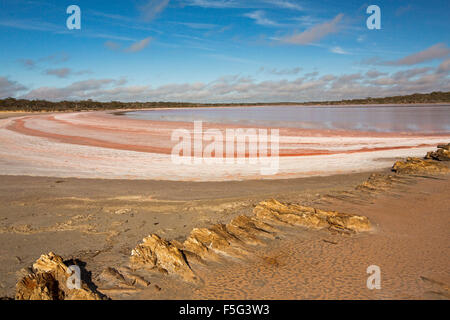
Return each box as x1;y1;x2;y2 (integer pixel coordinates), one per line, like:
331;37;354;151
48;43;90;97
125;105;450;133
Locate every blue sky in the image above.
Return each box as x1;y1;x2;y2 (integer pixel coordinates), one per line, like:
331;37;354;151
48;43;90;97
0;0;449;102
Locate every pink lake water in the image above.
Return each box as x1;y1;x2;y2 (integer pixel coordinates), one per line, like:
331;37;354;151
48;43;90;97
125;105;450;133
0;106;449;181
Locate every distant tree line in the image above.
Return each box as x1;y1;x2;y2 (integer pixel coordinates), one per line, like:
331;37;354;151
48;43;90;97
0;91;449;112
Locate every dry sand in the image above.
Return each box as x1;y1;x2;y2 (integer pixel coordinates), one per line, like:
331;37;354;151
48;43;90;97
0;169;448;299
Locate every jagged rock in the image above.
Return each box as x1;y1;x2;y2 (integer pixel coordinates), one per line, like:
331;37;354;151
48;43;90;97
32;252;68;274
356;173;403;192
254;200;329;228
16;272;63;300
131;200;370;282
425;144;450;161
121;271;150;287
130;234;196;282
99;267;151;289
16;252;104;300
254;199;370;233
99;267;130;287
392;157;449;174
183;224;248;260
225;215;276;245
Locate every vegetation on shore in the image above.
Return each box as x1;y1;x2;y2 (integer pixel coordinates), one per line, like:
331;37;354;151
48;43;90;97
0;91;449;112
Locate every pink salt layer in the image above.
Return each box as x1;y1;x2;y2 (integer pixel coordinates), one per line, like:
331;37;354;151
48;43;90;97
0;111;449;181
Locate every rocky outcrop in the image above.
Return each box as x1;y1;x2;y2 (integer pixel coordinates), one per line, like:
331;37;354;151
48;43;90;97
130;214;280;279
425;143;450;161
356;173;404;192
392;157;449;174
16;252;104;300
130;234;196;282
131;199;370;280
254;199;371;233
226;215;276;244
99;266;151;289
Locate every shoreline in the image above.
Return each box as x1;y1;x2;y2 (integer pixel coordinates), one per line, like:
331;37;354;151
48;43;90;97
113;102;450;116
1;102;449;119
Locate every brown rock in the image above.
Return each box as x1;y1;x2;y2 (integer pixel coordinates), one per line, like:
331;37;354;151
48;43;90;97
254;200;328;228
16;272;63;300
99;267;130;287
130;234;196;282
253;199;370;233
16;252;104;300
356;173;403;192
183;224;247;260
130;201;370;282
325;212;372;233
33;252;68;274
226;215;276;245
392;157;449;174
426;145;450;161
99;266;151;288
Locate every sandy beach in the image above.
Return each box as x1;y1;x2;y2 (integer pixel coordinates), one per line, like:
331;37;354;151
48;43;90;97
0;167;449;299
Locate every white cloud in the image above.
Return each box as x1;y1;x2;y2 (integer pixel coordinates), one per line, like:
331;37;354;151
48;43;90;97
106;37;152;53
18;53;70;70
18;59;36;69
291;16;323;27
282;14;344;45
13;63;449;103
330;46;349;55
244;10;279;26
104;41;121;51
383;43;450;66
184;0;302;10
262;0;303;10
20;79;125;101
184;0;242;8
125;37;152;52
177;22;218;29
365;70;387;78
0;77;28;98
44;68;92;78
263;67;302;75
139;0;170;21
45;68;71;78
437;58;450;74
